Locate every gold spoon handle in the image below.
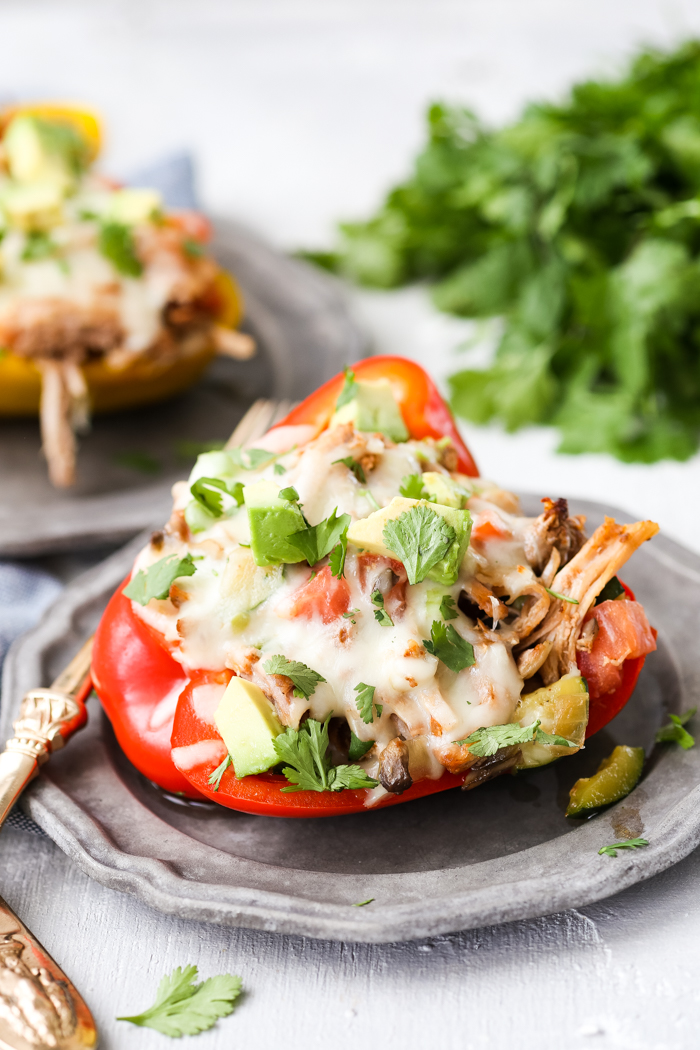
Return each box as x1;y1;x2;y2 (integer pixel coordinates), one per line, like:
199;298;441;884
0;634;98;1047
0;636;93;830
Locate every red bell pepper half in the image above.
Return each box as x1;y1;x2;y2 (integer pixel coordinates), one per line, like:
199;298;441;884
90;355;653;815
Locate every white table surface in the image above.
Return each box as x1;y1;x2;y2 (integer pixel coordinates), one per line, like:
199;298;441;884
2;2;700;1047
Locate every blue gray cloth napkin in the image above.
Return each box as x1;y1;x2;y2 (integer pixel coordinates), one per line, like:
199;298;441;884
0;152;199;833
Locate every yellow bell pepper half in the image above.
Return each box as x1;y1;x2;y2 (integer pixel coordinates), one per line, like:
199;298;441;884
0;103;102;161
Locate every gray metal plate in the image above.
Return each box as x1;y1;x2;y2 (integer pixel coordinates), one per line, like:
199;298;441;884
2;496;699;943
0;217;365;556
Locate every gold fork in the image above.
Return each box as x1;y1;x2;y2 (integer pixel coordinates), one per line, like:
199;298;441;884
0;397;292;1048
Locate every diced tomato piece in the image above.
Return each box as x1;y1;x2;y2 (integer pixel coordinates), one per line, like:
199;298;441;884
577;599;657;697
470;515;510;544
167;209;212;243
277;566;351;623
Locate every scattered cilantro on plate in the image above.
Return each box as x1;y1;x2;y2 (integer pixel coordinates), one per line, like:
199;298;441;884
422;620;474;672
262;655;326;699
456;719;576;756
656;707;696;749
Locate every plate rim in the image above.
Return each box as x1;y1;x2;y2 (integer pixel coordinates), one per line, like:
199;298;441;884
3;497;700;943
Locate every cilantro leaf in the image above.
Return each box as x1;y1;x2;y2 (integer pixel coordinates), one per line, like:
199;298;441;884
348;731;374;761
596;576;625;604
422;620;475;672
354;682;381;724
288;508;351;566
182;237;205;258
383;505;455;585
335;367;358;410
190;476;244;516
208;754;232;791
456;718;576;756
99;221;143;276
353;898;375;907
227;446;277;471
273;717;378;792
599;837;649;858
262;655;326;699
117;965;242;1037
343;607;360;620
399;473;429;499
274;462;287;475
439;594;458;620
22;231;58;262
278;486;299;503
123;553;197;605
371;589;393;627
333;456;367;484
329;529;349;578
656;707;696;749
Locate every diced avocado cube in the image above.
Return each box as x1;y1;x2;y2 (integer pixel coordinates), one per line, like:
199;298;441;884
243;479;307;567
330;378;409;442
346;496;472;586
515;674;589;770
214;677;283;778
106;188;162;225
566;744;644;817
220;546;283;622
0;182;64;231
421;472;468;509
188;450;240;487
4;115;82;191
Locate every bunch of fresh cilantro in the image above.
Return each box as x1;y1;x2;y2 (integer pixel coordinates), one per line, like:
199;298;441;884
311;40;700;462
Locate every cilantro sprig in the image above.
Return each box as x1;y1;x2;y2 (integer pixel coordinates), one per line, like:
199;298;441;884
99;221;143;276
456;719;576;756
599;837;649;858
273;717;378;792
383;505;455;585
329;528;349;578
439;594;458;620
208;754;232;791
399;473;429;500
288;508;351;567
190;476;244;516
422;620;474;673
656;707;696;749
263;655;325;699
117;965;242;1037
123;553;197;605
354;682;383;724
371;590;393;627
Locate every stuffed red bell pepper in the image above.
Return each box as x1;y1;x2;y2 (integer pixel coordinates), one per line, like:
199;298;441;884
91;355;658;816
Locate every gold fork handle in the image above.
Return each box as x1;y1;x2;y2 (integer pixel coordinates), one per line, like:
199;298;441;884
0;635;94;834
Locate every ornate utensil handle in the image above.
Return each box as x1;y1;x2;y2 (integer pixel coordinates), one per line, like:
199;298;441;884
0;637;93;829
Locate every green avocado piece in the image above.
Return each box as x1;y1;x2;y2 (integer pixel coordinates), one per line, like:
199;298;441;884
0;181;64;232
4;115;85;191
243;479;307;567
214;677;283;779
346;496;472;585
421;471;469;509
106;188;162;225
330;378;409;442
566;744;644;817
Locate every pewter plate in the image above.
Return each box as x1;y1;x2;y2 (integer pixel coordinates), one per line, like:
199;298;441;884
0;217;365;557
3;495;700;943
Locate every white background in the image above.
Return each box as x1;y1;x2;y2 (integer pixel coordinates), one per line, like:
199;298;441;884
2;2;700;1048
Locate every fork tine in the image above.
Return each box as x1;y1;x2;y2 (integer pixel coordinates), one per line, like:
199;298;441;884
224;400;278;449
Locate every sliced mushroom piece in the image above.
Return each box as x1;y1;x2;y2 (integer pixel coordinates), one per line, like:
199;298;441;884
378;738;413;794
461;745;521;790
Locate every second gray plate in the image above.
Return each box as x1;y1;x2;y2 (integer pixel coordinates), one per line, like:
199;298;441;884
0;217;365;557
2;496;700;942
